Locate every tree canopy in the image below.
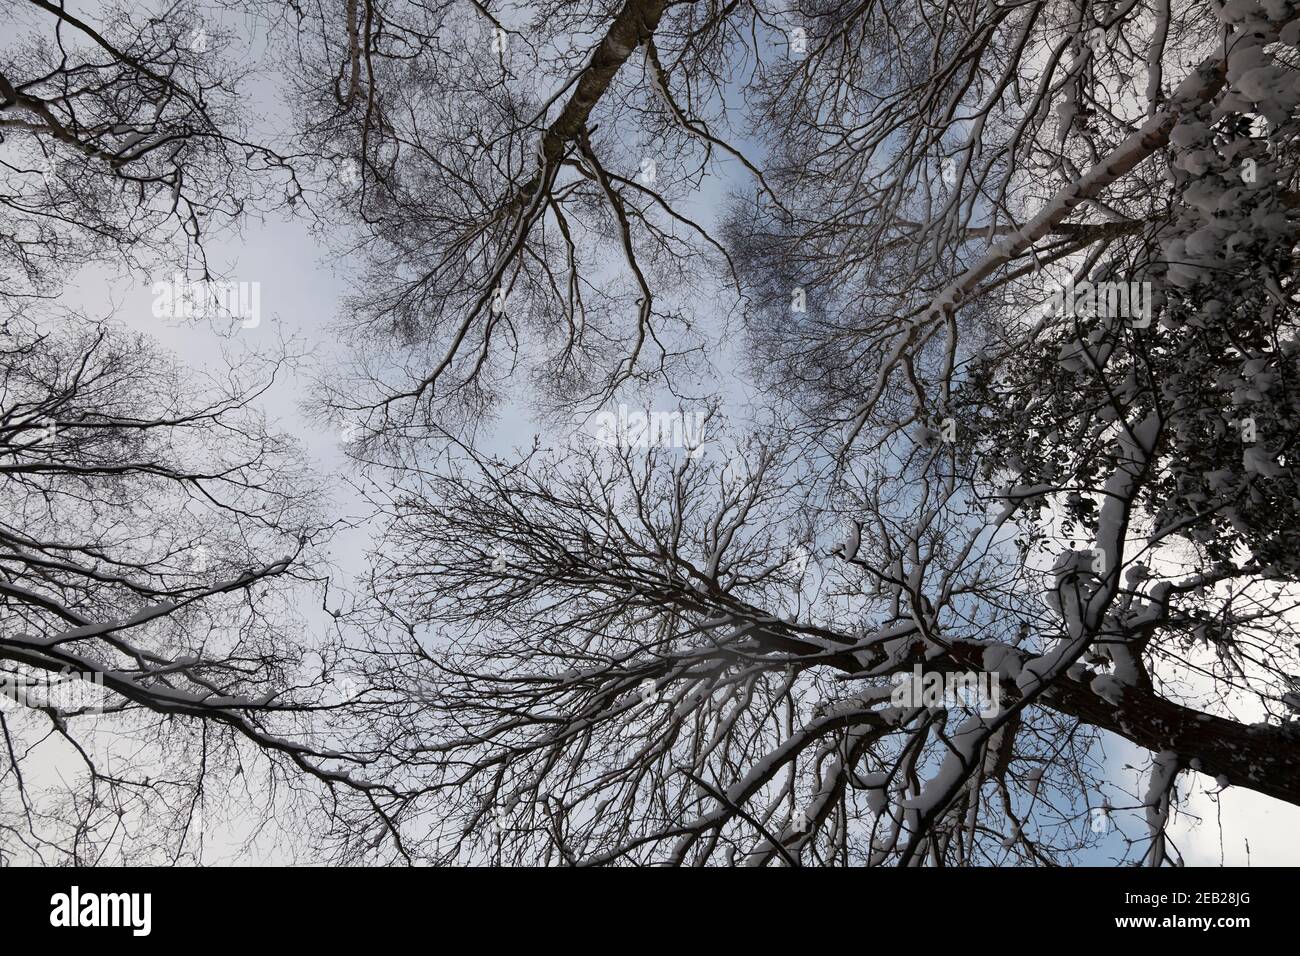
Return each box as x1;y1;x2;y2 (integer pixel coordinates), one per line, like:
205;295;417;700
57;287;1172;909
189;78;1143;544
2;0;1299;866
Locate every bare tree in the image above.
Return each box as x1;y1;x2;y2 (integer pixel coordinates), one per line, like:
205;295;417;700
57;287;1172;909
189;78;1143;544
1;0;302;295
0;308;404;864
347;410;1296;864
5;0;1299;867
0;0;383;865
311;0;1300;865
270;0;770;431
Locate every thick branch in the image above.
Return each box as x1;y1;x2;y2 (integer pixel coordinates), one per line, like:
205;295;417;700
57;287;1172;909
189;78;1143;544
494;0;676;222
944;641;1300;807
